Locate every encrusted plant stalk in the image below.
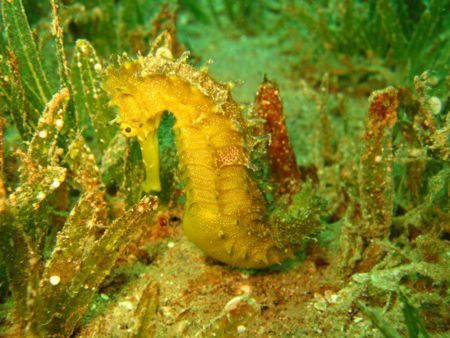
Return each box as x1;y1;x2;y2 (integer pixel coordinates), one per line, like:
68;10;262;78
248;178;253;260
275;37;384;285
105;49;320;268
28;195;159;337
6;48;32;137
1;0;51;115
50;0;70;88
254;78;301;198
359;87;398;238
72;39;115;153
0;116;5;204
123;138;146;208
413;72;448;160
0;88;69;322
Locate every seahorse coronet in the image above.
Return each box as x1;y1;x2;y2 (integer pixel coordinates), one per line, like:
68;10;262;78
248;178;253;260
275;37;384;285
104;49;299;268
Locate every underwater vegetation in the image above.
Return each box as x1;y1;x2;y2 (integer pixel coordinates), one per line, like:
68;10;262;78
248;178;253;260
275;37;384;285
0;0;449;337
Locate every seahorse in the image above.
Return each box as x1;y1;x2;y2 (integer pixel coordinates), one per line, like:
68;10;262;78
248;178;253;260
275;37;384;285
105;49;313;268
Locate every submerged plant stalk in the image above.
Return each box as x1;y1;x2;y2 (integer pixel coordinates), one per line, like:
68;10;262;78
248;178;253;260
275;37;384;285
360;86;398;238
254;78;301;198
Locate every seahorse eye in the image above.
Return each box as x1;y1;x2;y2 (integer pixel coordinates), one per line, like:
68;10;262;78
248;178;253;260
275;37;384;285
121;124;136;137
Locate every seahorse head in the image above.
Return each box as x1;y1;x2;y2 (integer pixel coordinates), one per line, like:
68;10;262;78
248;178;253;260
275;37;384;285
104;48;241;193
105;60;163;141
105;58;167;192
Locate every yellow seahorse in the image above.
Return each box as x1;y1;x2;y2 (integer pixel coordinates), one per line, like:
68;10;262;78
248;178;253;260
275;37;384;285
105;49;313;268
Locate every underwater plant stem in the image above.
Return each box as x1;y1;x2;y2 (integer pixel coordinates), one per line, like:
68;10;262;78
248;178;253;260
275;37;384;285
0;116;4;205
360;87;398;238
255;78;300;199
50;0;70;88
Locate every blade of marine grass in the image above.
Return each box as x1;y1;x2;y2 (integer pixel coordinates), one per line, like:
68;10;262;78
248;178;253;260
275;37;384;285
1;0;52;118
71;39;115;156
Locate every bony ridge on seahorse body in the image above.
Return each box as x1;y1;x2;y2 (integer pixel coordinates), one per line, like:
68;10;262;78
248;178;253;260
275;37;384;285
105;48;318;269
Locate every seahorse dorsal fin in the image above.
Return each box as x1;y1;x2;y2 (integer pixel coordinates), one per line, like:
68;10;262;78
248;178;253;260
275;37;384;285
155;47;173;60
151;31;174;59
